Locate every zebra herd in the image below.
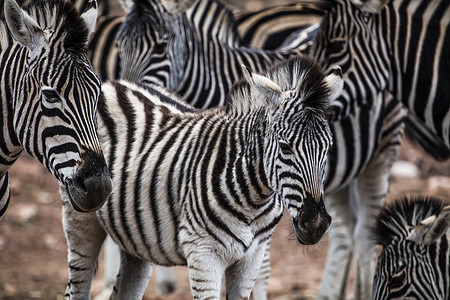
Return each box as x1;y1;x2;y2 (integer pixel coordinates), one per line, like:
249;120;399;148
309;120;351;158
1;0;449;300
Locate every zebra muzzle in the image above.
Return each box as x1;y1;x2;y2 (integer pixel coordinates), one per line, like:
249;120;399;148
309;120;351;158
66;150;112;212
293;193;331;245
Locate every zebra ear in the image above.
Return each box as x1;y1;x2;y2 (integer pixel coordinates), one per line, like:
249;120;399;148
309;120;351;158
325;66;344;102
241;64;283;107
80;0;98;41
407;205;450;245
4;0;45;51
160;0;198;14
350;0;389;13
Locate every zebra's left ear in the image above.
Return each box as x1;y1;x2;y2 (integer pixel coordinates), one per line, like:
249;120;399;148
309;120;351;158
4;0;45;51
350;0;389;13
325;66;344;102
80;0;98;41
241;64;283;107
407;205;450;245
160;0;198;14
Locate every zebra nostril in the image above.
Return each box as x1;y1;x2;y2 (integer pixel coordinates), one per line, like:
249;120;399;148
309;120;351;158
73;174;88;195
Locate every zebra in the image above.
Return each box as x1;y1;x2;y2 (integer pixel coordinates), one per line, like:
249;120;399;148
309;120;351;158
0;0;112;219
61;57;344;300
308;0;450;298
85;0;325;82
372;196;450;300
109;0;406;299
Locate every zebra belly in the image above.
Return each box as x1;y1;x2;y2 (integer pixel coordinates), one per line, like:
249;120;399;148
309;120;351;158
97;194;186;266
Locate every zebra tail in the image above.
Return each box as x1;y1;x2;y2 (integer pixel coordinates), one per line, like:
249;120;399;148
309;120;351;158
404;113;450;161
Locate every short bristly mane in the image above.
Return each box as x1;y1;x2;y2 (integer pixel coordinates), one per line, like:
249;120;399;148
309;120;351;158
373;196;449;247
226;57;331;116
21;0;91;52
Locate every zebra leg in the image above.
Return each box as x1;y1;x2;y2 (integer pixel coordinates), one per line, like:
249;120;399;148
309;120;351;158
251;241;271;300
62;191;106;300
110;250;152;300
225;242;267;300
0;173;11;221
317;186;356;300
155;265;177;294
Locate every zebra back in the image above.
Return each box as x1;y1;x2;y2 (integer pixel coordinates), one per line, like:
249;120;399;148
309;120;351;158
373;196;450;299
0;0;112;215
116;0;304;109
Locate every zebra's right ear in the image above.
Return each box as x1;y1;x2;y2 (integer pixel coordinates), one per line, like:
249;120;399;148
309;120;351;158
241;64;283;107
4;0;45;51
407;205;450;245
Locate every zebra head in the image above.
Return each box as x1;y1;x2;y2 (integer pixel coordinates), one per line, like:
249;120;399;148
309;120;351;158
3;0;112;212
309;0;390;120
116;0;195;88
372;197;450;300
242;58;343;245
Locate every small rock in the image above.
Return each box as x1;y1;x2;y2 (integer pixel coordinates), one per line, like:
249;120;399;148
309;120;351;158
390;160;420;179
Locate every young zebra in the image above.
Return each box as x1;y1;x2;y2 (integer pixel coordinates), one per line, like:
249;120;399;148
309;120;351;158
0;0;112;218
373;196;450;300
61;57;344;299
107;0;406;298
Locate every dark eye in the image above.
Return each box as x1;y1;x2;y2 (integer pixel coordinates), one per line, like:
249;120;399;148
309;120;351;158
279;140;293;155
329;39;346;54
389;269;406;290
42;89;61;103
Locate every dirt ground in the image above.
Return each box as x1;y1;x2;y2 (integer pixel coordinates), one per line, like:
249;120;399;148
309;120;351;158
1;138;450;300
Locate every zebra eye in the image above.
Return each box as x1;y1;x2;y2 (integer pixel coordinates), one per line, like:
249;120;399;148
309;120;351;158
279;140;293;155
329;38;346;54
42;88;61;104
389;269;406;290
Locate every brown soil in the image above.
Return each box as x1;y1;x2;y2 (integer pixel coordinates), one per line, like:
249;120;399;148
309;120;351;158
1;139;449;300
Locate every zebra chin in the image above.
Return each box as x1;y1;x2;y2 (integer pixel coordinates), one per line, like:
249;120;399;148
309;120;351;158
292;193;331;245
65;151;113;212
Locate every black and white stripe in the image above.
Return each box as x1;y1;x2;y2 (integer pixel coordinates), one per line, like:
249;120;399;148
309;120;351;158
309;0;450;298
373;196;450;300
0;0;112;218
112;1;406;299
62;57;342;300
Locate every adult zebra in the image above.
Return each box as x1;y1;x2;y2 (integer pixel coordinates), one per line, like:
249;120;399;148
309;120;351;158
0;0;112;218
105;0;406;298
309;0;450;298
373;196;450;300
86;0;325;82
62;57;343;300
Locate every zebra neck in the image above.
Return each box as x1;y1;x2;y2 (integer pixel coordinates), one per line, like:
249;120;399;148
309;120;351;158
0;43;27;168
228;114;274;206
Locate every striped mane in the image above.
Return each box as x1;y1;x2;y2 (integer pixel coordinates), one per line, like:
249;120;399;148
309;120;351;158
18;0;91;52
226;57;331;116
373;197;449;247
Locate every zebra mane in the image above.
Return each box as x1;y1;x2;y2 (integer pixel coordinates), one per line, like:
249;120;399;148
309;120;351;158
17;0;91;52
226;57;331;117
373;196;449;247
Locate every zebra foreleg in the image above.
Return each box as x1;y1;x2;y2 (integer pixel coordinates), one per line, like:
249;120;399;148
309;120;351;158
62;187;106;300
225;242;267;300
318;187;356;300
249;241;271;300
110;250;152;300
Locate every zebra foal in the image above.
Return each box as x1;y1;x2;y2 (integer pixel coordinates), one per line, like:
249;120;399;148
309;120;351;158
62;57;343;299
0;0;112;219
373;196;450;300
